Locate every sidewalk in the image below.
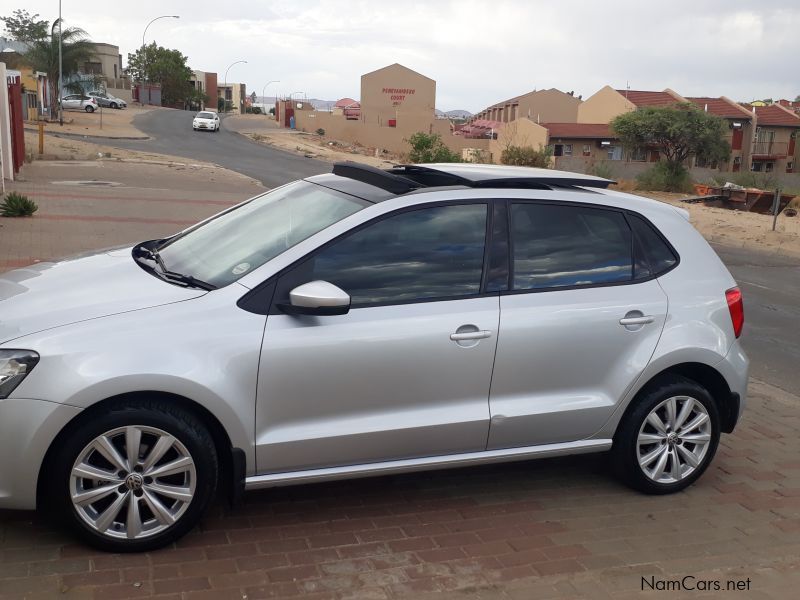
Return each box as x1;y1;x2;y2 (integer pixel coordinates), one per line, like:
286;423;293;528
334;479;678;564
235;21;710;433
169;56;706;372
0;161;264;271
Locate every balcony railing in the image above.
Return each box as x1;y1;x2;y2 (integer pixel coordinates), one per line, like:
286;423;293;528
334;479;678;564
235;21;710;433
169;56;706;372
752;141;789;157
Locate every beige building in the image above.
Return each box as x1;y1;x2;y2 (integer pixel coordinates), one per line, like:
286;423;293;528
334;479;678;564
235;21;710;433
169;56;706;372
687;97;754;172
577;86;686;123
750;104;800;174
218;82;246;113
474;88;581;124
359;63;436;127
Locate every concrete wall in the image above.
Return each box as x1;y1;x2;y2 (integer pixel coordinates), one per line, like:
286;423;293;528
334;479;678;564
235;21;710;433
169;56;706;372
90;43;123;81
360;64;436;126
105;87;132;103
577;85;635;123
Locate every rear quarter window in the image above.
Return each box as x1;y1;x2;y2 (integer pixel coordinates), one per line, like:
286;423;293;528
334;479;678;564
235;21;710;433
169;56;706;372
628;213;679;277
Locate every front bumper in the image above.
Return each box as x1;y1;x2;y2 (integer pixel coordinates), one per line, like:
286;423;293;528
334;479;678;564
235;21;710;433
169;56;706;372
0;398;82;509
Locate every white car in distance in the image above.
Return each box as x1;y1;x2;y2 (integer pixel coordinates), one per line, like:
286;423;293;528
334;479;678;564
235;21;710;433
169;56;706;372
192;111;220;132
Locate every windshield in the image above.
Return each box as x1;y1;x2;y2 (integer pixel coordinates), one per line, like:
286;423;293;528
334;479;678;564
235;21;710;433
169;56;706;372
196;112;215;119
158;181;369;287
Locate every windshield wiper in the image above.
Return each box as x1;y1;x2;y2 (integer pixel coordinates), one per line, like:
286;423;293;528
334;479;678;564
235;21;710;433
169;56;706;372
134;243;217;291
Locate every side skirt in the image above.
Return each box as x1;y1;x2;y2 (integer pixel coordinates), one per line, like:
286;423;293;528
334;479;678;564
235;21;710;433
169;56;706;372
245;439;611;490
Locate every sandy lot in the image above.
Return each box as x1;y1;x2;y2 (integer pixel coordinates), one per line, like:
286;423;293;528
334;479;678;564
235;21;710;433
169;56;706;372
635;191;800;259
30;105;154;139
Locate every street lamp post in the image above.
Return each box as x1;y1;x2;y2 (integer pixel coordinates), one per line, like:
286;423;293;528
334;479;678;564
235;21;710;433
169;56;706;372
140;15;179;104
58;0;62;125
262;80;279;117
223;60;247;114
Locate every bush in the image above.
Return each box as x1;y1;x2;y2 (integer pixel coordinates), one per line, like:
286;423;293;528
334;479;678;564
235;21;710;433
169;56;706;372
406;132;460;163
500;145;553;168
589;161;615;180
636;162;694;193
1;192;38;217
316;128;326;136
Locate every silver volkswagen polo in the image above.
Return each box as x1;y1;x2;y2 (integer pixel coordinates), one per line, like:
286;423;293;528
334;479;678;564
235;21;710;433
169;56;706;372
0;163;749;551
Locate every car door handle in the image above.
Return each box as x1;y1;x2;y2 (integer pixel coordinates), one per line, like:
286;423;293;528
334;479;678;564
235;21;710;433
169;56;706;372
450;330;492;341
619;315;655;326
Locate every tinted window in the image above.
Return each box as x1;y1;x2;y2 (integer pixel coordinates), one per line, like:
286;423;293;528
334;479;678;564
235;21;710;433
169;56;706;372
511;203;632;290
629;213;678;276
287;204;487;307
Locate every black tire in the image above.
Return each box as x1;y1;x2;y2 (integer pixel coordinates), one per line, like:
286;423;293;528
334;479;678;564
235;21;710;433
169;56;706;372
85;105;95;113
44;399;218;552
611;375;720;494
110;102;118;109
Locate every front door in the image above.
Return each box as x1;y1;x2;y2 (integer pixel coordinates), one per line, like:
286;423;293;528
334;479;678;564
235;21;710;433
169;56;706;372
255;203;499;473
487;202;668;449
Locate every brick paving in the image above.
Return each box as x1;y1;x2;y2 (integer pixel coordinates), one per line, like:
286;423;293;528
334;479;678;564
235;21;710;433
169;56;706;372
1;163;799;599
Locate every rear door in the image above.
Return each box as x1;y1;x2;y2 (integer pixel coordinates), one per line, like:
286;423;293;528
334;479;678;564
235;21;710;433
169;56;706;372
487;201;670;449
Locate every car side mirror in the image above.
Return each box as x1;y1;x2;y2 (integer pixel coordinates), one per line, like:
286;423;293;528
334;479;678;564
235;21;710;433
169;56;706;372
278;280;351;316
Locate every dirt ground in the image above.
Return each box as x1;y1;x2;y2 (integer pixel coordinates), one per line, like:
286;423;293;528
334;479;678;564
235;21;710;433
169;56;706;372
227;115;400;168
30;105;153;139
635;191;800;259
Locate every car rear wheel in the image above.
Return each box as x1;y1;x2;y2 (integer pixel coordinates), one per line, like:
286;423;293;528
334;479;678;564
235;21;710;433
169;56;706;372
46;400;218;552
85;105;95;113
612;376;720;494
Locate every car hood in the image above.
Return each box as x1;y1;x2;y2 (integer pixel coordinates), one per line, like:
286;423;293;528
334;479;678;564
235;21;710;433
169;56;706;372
0;250;206;344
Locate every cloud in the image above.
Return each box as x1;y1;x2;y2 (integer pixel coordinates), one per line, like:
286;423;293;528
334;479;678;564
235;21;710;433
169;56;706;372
11;0;800;111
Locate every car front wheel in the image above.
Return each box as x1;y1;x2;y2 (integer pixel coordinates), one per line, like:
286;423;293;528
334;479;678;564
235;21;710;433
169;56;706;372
612;376;720;494
110;102;118;109
46;400;218;552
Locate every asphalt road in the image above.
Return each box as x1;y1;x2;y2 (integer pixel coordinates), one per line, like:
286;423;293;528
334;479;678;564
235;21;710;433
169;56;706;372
712;244;800;395
98;109;800;395
108;109;329;187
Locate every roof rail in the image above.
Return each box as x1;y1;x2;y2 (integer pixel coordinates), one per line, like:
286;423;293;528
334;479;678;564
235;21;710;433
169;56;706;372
331;162;614;194
332;162;421;194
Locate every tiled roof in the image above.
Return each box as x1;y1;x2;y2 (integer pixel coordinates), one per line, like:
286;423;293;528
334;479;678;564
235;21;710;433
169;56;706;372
687;97;751;119
616;90;681;107
754;105;800;127
544;123;614;138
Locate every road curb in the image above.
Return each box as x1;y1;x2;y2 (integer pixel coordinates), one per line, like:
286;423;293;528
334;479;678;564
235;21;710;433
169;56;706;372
24;127;150;141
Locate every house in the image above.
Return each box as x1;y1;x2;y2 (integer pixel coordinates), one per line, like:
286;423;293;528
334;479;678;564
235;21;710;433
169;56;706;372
687;97;754;172
749;104;800;174
542;122;624;165
577;86;686;123
473;88;581;125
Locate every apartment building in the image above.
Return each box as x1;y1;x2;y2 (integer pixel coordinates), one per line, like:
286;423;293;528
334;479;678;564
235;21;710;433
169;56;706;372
687;97;754;172
473;88;581;124
749;104;800;173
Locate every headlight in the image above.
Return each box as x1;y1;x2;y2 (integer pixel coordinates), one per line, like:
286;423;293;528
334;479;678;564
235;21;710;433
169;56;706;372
0;350;40;399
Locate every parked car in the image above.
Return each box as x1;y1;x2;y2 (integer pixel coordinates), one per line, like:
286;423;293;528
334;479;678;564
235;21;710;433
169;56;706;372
192;111;220;132
0;163;748;552
87;91;127;109
60;94;97;113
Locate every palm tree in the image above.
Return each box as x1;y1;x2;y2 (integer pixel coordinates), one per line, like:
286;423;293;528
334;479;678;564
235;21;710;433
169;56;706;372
24;19;94;118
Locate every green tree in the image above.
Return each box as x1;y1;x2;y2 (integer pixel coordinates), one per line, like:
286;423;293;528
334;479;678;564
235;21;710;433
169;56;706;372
1;9;48;42
24;20;94;115
611;103;730;191
500;145;553;168
127;43;193;106
406;132;460;163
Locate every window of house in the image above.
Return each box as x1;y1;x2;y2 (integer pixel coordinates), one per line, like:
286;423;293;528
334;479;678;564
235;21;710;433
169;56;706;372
582;144;591;157
751;161;762;172
563;144;573;156
787;161;794;173
281;204;488;307
510;203;633;291
765;162;774;173
553;144;564;157
607;146;623;160
629;146;648;162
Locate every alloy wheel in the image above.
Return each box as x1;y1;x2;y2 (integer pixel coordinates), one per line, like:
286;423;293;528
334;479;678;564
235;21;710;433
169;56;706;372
636;395;712;484
69;425;196;540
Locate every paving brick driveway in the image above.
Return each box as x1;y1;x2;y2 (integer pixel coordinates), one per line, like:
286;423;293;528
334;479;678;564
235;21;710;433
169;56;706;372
1;163;799;599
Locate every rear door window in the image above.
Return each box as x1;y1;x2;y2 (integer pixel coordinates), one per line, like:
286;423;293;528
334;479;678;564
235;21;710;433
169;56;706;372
510;203;633;290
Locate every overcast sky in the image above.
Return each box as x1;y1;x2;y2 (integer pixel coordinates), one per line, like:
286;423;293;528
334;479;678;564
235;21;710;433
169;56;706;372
9;1;800;112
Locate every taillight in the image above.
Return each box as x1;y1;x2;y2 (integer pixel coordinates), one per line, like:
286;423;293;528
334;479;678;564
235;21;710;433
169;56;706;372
726;287;744;338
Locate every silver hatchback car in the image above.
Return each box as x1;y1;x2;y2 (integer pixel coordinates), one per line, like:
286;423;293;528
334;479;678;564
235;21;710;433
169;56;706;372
0;163;748;551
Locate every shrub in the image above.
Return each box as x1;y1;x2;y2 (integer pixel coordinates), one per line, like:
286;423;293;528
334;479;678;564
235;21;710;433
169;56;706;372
1;192;38;217
500;145;553;168
316;128;326;136
406;132;460;163
589;161;615;180
636;162;694;193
